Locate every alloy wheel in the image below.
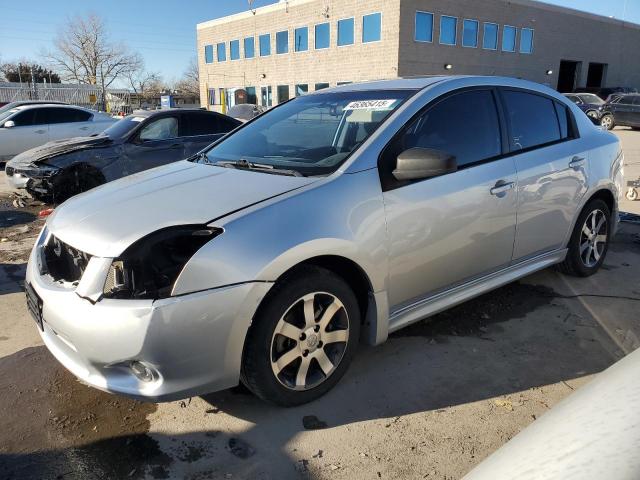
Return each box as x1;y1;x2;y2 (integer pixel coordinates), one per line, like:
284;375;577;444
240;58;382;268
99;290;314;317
600;115;613;130
270;292;349;391
579;209;608;268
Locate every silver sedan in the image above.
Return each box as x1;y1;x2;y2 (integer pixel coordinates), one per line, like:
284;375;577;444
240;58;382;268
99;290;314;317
25;76;623;406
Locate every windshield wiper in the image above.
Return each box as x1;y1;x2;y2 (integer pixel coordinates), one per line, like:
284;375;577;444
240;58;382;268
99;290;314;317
214;159;304;177
188;151;212;164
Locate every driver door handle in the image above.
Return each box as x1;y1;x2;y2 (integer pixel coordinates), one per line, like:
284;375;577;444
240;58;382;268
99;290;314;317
35;129;46;134
569;156;586;169
490;181;515;196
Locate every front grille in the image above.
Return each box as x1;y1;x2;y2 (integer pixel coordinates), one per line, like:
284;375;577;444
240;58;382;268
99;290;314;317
43;236;91;283
5;166;14;177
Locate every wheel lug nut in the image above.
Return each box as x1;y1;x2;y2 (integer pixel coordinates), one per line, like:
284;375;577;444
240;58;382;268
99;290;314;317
318;341;323;348
303;350;309;357
314;325;320;332
300;333;306;341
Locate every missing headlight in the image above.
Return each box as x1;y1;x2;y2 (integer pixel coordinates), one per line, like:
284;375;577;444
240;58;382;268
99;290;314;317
103;225;222;300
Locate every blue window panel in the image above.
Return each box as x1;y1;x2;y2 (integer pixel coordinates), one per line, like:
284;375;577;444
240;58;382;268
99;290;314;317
502;25;516;52
462;19;478;47
204;45;214;64
483;23;498;50
520;28;534;54
208;88;215;105
244;37;255;58
295;27;308;52
439;16;457;45
315;22;330;49
216;42;226;62
276;30;289;54
337;18;354;46
230;40;240;60
362;13;381;43
415;12;433;42
259;33;271;56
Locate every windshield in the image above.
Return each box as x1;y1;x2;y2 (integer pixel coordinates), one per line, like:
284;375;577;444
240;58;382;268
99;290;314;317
200;90;415;176
578;94;604;105
0;108;20;124
103;114;148;139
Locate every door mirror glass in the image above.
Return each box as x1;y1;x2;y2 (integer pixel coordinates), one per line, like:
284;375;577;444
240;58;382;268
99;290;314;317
2;120;15;128
393;147;457;181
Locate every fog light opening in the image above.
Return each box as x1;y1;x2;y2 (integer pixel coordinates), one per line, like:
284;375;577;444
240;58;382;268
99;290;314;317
130;361;156;382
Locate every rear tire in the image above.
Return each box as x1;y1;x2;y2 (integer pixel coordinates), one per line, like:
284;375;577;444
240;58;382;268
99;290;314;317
557;199;611;277
241;265;360;406
599;114;614;130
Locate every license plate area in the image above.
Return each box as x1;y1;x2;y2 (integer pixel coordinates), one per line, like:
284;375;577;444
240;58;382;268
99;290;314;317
25;283;44;331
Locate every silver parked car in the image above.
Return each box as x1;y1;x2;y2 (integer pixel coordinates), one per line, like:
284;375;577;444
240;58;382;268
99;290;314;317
0;104;115;167
25;76;623;406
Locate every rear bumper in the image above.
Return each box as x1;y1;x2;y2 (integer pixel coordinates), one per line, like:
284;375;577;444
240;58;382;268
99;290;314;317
26;241;273;401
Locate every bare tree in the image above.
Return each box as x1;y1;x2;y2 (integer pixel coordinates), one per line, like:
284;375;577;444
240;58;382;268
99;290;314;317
125;67;164;108
44;13;141;89
173;57;200;97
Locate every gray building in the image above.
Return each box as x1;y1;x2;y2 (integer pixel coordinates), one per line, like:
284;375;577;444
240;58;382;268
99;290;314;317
196;0;640;111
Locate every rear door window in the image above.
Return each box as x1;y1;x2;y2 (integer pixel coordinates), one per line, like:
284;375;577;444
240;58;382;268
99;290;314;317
502;90;561;150
183;112;238;136
394;89;502;168
45;107;93;124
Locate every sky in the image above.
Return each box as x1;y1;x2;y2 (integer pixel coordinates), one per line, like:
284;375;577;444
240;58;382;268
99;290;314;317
0;0;638;86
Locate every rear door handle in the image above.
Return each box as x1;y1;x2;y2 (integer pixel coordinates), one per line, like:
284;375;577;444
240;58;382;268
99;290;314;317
35;129;46;134
490;181;515;196
569;156;586;169
79;126;90;130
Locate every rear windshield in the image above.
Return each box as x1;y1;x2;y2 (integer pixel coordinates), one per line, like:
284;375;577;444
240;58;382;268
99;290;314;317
200;90;415;176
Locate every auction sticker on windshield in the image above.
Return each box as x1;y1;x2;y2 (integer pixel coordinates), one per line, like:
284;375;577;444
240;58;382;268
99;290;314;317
344;99;398;110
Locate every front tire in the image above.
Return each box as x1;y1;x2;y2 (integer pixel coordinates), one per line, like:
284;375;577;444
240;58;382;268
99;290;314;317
557;199;611;277
599;114;614;130
241;265;360;406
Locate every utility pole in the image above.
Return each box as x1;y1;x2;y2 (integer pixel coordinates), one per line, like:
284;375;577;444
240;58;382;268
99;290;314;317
30;65;38;100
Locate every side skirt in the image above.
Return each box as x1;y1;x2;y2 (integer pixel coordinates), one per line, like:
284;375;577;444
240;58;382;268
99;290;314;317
387;249;568;334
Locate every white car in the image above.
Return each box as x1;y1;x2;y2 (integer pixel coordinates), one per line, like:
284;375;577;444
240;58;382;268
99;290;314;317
0;104;115;167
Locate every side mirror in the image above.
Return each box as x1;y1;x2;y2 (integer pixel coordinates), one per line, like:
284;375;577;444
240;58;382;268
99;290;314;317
392;147;457;181
3;120;15;129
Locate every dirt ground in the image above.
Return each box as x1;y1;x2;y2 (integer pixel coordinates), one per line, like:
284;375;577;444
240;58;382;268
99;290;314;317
0;129;639;480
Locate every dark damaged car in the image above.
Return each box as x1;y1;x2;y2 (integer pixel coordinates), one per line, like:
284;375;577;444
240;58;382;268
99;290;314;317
6;109;241;202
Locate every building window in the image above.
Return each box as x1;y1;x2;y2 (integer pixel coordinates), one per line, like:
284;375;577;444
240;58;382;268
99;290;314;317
208;88;215;105
246;86;257;104
216;42;226;62
315;22;330;49
462;19;478;48
520;28;534;54
276;30;289;54
337;18;354;46
230;40;240;60
244;37;255;58
295;84;308;96
204;45;214;64
362;13;381;43
439;16;457;45
261;86;273;107
295;27;308;52
315;82;330;90
483;22;498;50
337;81;352;86
415;11;433;42
259;33;271;56
502;25;516;52
277;85;290;103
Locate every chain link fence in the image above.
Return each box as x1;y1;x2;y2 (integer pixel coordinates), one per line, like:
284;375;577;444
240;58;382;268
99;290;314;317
0;82;131;113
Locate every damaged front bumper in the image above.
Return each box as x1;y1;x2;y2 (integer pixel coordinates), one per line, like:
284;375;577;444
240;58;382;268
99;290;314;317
26;232;273;402
5;165;32;189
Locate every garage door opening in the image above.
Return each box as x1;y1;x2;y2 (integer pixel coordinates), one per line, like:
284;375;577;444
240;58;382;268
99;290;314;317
557;60;581;92
586;63;607;88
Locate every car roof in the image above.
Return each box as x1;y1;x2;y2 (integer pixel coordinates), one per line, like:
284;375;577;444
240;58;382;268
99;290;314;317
312;76;559;95
131;108;219;118
13;103;91;112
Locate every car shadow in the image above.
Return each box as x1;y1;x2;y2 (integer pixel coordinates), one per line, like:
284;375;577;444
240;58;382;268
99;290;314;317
0;210;36;229
0;263;26;296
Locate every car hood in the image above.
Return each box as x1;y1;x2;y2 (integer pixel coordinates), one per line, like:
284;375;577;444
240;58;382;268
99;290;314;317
7;135;113;168
48;160;316;257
